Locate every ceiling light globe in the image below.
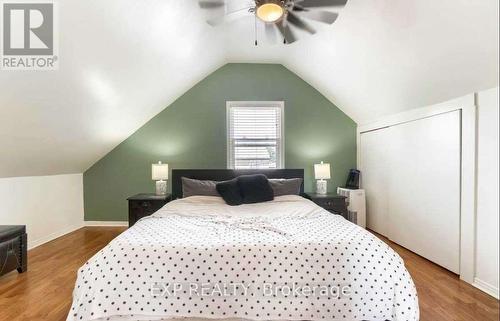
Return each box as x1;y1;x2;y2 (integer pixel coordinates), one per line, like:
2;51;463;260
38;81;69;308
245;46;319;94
256;3;284;23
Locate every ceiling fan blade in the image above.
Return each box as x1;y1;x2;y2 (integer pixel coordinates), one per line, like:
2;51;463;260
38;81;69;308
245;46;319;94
276;22;297;44
297;10;338;24
292;5;307;12
199;1;225;9
206;7;253;26
295;0;347;8
287;12;316;34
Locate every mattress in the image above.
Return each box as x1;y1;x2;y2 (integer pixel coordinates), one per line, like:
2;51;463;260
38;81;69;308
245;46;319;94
67;195;419;321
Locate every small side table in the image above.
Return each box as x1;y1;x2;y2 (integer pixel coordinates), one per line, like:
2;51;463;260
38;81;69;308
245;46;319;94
127;193;171;227
304;192;349;219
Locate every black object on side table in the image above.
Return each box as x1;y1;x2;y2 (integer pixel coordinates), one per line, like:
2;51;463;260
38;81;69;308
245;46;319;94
127;193;172;227
304;192;348;218
0;225;27;277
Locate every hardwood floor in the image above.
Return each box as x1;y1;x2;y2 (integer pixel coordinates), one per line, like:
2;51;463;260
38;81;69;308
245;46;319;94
374;232;499;321
0;227;498;321
0;227;124;321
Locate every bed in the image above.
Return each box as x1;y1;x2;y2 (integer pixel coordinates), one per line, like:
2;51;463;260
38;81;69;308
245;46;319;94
67;169;419;321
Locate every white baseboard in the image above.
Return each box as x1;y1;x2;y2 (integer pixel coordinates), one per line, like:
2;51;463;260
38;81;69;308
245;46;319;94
84;221;128;227
28;222;84;250
473;277;499;299
27;221;127;250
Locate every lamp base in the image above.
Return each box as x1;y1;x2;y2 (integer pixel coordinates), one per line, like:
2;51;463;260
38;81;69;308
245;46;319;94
316;180;327;194
155;180;167;196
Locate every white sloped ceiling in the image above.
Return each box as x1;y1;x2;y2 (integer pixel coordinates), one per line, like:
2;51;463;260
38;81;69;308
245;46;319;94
0;0;498;178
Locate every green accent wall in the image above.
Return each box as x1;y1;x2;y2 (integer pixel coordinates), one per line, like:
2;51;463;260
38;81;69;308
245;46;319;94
84;63;357;221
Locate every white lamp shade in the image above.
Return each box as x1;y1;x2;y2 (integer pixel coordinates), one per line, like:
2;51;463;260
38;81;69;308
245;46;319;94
314;162;331;180
152;162;169;180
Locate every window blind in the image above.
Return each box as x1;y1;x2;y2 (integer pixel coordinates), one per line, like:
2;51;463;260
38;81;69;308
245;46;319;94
227;103;284;169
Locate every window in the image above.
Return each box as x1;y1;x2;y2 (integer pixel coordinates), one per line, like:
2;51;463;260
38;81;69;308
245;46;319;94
227;101;284;169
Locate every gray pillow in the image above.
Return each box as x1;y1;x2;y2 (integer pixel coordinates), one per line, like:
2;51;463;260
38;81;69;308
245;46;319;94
181;177;220;197
268;178;303;196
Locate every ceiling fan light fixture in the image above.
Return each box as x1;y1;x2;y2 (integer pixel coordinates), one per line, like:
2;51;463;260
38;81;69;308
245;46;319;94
256;1;284;23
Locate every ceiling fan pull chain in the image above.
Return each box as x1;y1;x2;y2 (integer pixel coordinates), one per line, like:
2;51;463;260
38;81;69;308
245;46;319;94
254;14;258;46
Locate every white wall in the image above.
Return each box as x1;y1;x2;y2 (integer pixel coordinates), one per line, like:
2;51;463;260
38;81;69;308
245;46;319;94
0;174;84;249
475;87;499;298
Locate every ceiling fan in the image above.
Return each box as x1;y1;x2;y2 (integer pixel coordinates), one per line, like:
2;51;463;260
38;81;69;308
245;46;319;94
198;0;348;45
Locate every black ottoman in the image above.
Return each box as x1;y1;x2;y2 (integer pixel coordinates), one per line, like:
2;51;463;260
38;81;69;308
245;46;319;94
0;225;27;277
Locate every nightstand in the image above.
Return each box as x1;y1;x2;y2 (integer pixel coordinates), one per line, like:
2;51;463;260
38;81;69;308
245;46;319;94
304;192;348;219
127;193;171;227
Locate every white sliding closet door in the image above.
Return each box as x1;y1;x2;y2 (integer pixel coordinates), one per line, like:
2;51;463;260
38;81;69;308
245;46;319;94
360;129;391;237
387;111;461;273
360;110;461;273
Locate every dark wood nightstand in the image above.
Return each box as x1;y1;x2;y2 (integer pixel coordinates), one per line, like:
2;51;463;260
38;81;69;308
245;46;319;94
304;192;348;218
127;193;171;227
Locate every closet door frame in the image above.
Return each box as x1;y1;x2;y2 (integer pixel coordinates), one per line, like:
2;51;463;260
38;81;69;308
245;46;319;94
357;94;477;284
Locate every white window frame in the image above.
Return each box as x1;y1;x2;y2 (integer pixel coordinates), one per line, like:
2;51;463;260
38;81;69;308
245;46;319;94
226;101;285;169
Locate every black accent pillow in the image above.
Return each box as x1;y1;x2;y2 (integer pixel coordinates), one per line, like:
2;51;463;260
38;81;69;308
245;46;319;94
237;174;274;204
216;179;243;206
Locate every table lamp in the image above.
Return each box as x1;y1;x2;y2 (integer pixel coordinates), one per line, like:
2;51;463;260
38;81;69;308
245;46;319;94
152;161;168;195
314;161;331;194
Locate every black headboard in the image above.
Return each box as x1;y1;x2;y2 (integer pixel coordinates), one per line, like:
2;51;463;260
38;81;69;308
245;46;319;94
171;169;304;199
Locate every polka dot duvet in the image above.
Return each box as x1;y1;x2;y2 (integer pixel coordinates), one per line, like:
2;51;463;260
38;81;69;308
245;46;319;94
68;195;419;321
